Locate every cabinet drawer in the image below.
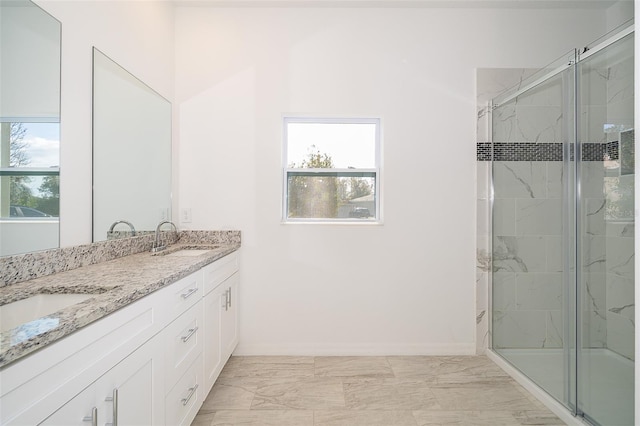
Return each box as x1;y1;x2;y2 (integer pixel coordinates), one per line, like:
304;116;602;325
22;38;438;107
203;252;239;295
165;302;203;389
168;271;203;320
165;354;203;426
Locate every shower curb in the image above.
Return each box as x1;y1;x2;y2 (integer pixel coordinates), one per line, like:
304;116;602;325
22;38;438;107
486;350;591;426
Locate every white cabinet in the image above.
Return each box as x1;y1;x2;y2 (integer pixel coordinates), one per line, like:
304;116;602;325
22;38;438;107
1;280;166;426
38;380;102;426
163;302;204;426
1;250;239;426
41;332;165;426
203;286;223;393
202;253;239;394
164;301;204;388
165;354;203;426
220;272;239;362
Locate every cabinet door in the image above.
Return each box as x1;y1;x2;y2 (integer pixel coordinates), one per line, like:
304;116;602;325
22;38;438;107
203;285;223;393
221;272;239;361
40;334;164;426
39;382;106;426
103;334;164;426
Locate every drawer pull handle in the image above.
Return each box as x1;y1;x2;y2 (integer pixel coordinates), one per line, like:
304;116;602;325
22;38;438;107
181;287;198;299
82;407;98;426
227;287;232;308
181;326;199;342
104;388;118;426
181;384;199;406
222;290;228;310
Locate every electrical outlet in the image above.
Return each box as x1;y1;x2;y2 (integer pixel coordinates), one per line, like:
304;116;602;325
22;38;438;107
181;208;192;223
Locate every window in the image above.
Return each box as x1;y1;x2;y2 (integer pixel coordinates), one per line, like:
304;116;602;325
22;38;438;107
283;117;381;222
0;122;60;219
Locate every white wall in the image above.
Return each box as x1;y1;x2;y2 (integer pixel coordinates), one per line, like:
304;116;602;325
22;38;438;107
175;6;607;355
33;0;175;247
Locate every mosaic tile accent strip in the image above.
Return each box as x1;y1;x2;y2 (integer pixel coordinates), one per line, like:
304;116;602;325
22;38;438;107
0;230;240;287
477;143;492;161
477;141;619;162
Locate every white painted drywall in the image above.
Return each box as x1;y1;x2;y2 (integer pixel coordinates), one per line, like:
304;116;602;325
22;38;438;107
175;6;607;354
32;0;174;247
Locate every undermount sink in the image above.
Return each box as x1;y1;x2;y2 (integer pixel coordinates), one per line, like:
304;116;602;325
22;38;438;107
0;293;94;332
153;245;220;257
166;249;213;257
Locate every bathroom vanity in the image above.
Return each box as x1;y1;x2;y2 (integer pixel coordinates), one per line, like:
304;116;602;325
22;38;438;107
0;237;240;426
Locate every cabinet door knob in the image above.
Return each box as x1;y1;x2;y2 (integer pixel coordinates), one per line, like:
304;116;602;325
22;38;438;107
82;407;98;426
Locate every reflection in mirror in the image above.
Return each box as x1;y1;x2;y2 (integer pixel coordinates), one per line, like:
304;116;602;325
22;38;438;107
0;0;61;256
92;48;171;242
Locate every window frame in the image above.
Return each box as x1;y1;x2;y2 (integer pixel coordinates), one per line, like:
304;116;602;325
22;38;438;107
0;121;60;219
282;116;382;224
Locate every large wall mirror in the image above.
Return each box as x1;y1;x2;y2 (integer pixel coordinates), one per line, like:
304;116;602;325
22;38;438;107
92;48;171;241
0;0;61;256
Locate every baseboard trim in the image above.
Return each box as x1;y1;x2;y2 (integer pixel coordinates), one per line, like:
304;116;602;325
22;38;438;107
233;342;476;356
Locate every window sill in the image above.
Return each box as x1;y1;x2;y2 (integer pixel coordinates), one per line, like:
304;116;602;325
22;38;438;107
281;220;383;226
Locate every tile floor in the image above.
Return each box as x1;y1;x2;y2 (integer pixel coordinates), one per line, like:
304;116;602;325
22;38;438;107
191;356;565;425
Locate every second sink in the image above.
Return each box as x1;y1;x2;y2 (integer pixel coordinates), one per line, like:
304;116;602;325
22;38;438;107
152;245;220;257
166;249;213;257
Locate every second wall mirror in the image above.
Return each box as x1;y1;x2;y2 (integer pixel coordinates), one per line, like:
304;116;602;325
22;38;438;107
92;48;172;241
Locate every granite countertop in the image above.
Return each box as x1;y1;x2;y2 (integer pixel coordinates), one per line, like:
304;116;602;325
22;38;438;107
0;243;240;368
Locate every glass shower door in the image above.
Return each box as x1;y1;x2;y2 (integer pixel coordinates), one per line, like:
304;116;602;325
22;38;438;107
577;31;634;426
491;58;576;411
491;24;635;425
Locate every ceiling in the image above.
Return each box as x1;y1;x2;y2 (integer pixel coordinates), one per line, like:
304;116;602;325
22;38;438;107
171;0;624;9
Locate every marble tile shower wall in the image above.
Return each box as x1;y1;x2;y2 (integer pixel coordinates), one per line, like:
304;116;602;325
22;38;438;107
477;57;635;360
579;56;635;360
491;160;566;349
476;68;539;355
486;67;609;351
478;66;604;352
603;54;635;360
0;230;241;288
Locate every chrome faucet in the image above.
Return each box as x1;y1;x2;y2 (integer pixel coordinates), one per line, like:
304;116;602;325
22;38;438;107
108;220;136;236
152;220;178;253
